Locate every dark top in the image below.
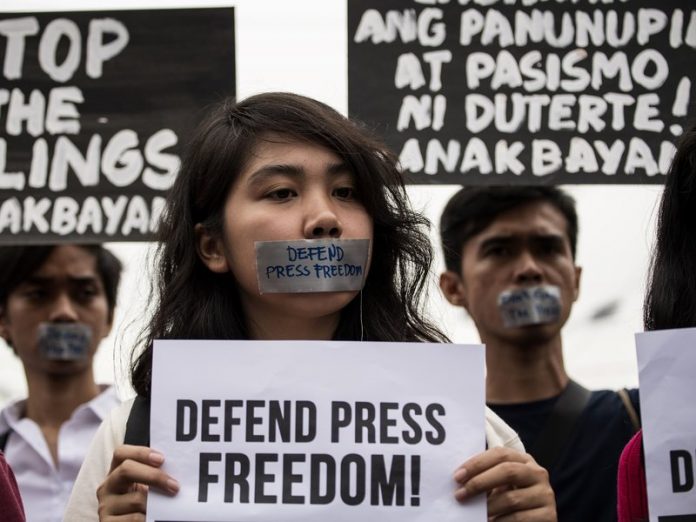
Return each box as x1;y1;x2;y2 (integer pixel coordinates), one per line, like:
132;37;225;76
0;451;25;522
489;388;640;522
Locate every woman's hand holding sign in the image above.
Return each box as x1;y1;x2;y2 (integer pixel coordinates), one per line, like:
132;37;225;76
454;447;557;521
96;444;554;521
97;445;179;521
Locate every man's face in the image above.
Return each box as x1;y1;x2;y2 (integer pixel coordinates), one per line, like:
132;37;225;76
0;245;112;378
440;201;581;347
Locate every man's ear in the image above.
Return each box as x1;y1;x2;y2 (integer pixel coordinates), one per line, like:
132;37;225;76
104;312;114;339
439;271;469;310
195;224;230;274
0;306;13;348
572;265;582;302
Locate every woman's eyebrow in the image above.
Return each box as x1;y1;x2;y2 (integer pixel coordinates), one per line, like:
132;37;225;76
247;164;303;185
246;161;351;185
327;161;351;175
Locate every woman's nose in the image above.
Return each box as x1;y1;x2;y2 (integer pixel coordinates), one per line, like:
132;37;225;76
303;195;342;239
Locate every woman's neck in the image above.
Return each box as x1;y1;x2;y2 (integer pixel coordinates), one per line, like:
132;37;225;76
241;298;340;340
248;313;340;340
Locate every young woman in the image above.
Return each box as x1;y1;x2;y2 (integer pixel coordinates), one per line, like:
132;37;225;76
617;123;696;521
64;92;556;520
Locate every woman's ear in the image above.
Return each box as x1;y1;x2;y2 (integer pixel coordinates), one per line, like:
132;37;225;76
195;224;230;273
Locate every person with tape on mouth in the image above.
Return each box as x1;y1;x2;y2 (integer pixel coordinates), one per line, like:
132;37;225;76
64;93;557;521
439;186;640;522
0;244;122;522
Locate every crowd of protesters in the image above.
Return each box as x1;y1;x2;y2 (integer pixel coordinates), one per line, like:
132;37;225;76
1;92;694;521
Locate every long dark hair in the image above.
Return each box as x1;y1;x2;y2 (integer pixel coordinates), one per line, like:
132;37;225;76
131;92;448;396
644;123;696;331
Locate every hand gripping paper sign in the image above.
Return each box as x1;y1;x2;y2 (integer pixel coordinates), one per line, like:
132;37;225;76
636;327;696;522
148;340;486;522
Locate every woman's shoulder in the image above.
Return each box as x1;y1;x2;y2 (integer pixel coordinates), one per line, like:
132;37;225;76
101;396;135;442
485;406;525;452
111;397;136;421
63;397;137;521
84;396;135;470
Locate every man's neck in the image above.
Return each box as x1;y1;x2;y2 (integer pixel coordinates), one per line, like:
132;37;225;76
23;371;100;428
22;370;101;466
485;335;569;404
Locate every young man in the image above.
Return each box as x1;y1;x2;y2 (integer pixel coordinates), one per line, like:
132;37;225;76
0;244;122;522
439;186;639;522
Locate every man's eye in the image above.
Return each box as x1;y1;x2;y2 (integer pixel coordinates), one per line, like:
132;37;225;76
486;246;509;257
77;287;98;300
536;241;563;256
333;187;355;200
24;288;47;300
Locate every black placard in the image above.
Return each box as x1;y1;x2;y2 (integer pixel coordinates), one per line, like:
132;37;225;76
348;1;696;184
0;7;235;243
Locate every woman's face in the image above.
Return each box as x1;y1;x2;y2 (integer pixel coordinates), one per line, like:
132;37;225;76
198;135;373;338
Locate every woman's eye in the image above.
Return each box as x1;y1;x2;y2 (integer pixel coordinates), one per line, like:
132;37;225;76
267;188;296;200
333;187;355;200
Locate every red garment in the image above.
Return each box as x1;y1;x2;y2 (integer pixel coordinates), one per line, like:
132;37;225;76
617;430;648;522
0;451;25;522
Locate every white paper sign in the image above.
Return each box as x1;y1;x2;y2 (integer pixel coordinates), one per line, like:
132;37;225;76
637;328;696;522
147;340;486;522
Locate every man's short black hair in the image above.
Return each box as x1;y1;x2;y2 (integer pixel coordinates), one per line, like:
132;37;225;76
0;244;123;321
440;186;578;273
